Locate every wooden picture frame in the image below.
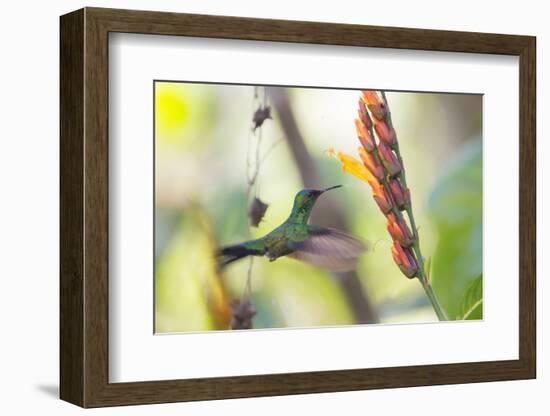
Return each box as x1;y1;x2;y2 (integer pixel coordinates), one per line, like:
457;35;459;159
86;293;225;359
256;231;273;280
60;7;536;408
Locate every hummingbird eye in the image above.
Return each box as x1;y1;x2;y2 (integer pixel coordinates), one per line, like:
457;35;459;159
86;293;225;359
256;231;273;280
297;188;324;199
307;189;324;197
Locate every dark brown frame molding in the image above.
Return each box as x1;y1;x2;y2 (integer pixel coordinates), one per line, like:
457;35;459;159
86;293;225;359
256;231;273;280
60;7;536;408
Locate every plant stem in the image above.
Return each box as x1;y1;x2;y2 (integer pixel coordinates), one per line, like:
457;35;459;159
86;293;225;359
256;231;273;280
396;145;448;320
408;221;448;320
421;277;448;321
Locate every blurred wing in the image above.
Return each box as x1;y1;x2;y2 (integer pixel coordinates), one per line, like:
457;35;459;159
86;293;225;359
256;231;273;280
288;226;367;272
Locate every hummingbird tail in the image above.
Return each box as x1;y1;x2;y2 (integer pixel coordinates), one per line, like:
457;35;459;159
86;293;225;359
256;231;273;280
218;243;263;269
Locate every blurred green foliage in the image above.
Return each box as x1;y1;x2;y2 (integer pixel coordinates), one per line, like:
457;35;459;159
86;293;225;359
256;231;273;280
155;207;231;332
428;140;483;319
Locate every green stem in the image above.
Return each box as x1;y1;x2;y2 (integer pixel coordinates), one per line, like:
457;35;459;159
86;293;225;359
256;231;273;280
421;277;448;321
407;213;448;320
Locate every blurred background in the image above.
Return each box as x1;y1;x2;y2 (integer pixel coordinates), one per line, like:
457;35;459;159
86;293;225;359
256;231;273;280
154;82;482;333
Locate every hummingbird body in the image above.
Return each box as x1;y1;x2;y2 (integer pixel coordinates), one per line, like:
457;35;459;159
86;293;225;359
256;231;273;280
219;186;367;271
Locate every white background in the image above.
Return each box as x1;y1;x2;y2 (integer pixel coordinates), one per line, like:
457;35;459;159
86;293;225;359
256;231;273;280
0;0;546;414
110;34;518;382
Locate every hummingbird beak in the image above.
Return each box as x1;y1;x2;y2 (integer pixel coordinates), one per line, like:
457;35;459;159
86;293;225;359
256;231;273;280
322;185;343;193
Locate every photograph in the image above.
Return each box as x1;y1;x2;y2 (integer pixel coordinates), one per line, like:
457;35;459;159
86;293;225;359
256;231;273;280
154;82;483;333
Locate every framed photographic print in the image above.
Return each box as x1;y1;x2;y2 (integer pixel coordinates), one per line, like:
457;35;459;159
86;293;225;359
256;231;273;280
60;7;536;408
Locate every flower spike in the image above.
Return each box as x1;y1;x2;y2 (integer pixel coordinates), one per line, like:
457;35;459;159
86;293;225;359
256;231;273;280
331;89;449;320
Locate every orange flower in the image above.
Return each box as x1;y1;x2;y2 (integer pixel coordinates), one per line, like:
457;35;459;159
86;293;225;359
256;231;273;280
372;182;393;214
388;178;410;210
362;90;388;120
362;90;383;106
378;142;402;177
358;146;385;180
391;241;418;278
358;99;373;129
355;118;375;152
374;121;397;147
387;213;414;247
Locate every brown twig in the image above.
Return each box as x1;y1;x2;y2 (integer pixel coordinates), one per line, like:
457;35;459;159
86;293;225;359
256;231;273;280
231;87;274;329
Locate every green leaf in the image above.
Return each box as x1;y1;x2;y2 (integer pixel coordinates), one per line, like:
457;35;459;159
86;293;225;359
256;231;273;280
457;275;483;320
428;139;482;319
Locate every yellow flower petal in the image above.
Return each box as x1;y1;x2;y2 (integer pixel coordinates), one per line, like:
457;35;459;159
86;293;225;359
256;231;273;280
327;148;378;186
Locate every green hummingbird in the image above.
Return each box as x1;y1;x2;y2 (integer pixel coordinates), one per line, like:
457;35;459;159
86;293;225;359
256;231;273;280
219;185;367;272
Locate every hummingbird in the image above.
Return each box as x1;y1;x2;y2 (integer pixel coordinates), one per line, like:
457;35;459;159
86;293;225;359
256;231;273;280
219;185;367;272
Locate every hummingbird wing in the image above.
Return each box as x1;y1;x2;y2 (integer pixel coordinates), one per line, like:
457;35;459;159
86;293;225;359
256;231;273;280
287;226;367;272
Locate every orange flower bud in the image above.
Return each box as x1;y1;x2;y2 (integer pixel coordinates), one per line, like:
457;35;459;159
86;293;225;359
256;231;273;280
388;178;410;210
355;119;376;152
361;90;383;106
368;104;388;121
374;121;396;146
378;142;402;177
372;183;393;214
387;213;414;247
391;241;418;278
359;146;385;180
361;90;388;120
358;100;373;130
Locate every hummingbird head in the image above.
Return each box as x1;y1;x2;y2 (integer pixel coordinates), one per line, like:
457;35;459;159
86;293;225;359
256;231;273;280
296;185;343;200
290;185;342;222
